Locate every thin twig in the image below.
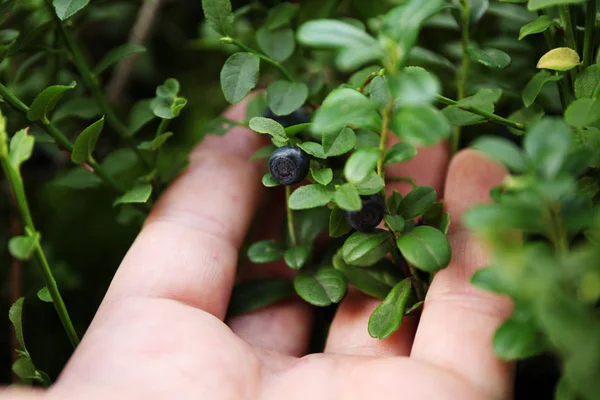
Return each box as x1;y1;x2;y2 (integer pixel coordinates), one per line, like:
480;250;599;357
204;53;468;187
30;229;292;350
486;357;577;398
453;0;471;154
108;0;163;102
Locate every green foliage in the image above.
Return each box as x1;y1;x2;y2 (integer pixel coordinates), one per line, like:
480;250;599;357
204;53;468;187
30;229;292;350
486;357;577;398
294;266;347;306
71;117;105;164
368;279;413;339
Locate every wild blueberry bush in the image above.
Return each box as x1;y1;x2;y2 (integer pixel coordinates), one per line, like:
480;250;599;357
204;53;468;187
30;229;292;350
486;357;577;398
0;0;599;398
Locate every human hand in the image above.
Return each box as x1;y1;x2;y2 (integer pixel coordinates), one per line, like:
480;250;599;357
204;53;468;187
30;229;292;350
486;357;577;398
2;100;513;400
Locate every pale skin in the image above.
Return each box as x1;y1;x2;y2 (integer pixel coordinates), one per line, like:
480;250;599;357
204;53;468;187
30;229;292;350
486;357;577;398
1;100;514;399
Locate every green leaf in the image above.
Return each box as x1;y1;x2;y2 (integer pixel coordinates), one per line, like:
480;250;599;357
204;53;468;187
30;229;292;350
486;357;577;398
247;240;285;263
284;246;309;270
333;253;403;299
297;19;380;50
201;0;234;35
8;232;40;261
262;172;280;187
266;2;299;30
53;97;101;122
94;44;146;74
267;81;309;116
220;52;260;104
310;167;333;185
368;279;412;339
471;265;510;294
335;183;362;211
388;67;440;106
524;117;571;178
519;15;559;40
71;117;105;164
369;75;391;105
384;142;417;165
256;27;295;62
574;65;600;99
344;147;380;184
467;47;511;69
113;183;153;206
294;266;347;306
355;172;385;195
140;132;173;151
53;0;89;20
37;287;52;303
27;81;76;121
507;105;545;136
385;215;406;233
493;314;546;360
227;278;295;317
249;117;287;144
381;0;445;51
150;79;187;120
393;106;450;146
298;142;325;159
289;184;334;210
537;47;580;71
565;98;600;128
463;203;546;233
12;356;38;380
527;0;586;11
312;88;381;135
129;99;155;135
522;70;563;107
52;167;102;189
9;298;26;351
250;144;276;161
472;136;528;172
342;231;392;267
398;186;436;219
330;206;353;238
387;190;403;215
322;127;356;157
397;226;451;272
9;129;34;171
442;88;503;126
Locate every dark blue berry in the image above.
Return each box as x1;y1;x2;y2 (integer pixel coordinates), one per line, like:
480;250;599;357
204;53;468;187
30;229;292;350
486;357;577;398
269;146;310;186
345;195;385;232
263;107;310;128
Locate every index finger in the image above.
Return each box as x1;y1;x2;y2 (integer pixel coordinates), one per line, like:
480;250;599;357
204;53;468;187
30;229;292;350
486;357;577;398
98;100;267;320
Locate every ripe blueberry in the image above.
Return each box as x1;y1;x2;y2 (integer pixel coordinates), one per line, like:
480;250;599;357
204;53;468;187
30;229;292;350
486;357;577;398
269;145;310;186
344;195;385;232
263;107;310;128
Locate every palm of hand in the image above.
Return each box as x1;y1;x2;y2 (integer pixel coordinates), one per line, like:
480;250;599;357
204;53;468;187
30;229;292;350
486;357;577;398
3;102;513;400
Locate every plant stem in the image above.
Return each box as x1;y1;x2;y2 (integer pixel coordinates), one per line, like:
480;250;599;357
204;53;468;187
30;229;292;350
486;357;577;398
285;186;298;246
583;0;597;68
538;10;570;109
0;155;80;348
46;2;149;166
435;95;526;132
408;264;426;301
0;82;128;194
452;0;471;154
225;37;295;82
377;102;393;180
559;6;578;84
156;119;169;138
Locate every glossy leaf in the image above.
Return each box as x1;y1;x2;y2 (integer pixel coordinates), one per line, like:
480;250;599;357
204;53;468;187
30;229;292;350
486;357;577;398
467;47;511;69
113;183;153;206
522;70;563;107
397;226;451;272
9;297;26;351
335;183;362;211
94;44;146;74
256;27;295;62
289;184;335;210
227;278;295;317
388;67;440;106
53;0;89;20
368;279;412;339
27;81;76;121
9;129;34;171
518;15;558;40
322;127;356;157
220;52;260;104
297;19;379;50
294;266;347;306
443;88;502;126
310;167;333;185
398;186;436;219
37;287;52;303
247;240;285;263
298;142;325;159
524;118;571;178
392;106;450;146
8;232;40;261
384;142;417;165
342;231;392;267
312;88;381;135
472;136;528;172
565;98;600;128
333;253;403;299
355;172;385;195
528;0;586;11
344;147;380;184
329;206;353;238
71;117;105;164
494;315;546;360
284;246;309;269
385;215;406;233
